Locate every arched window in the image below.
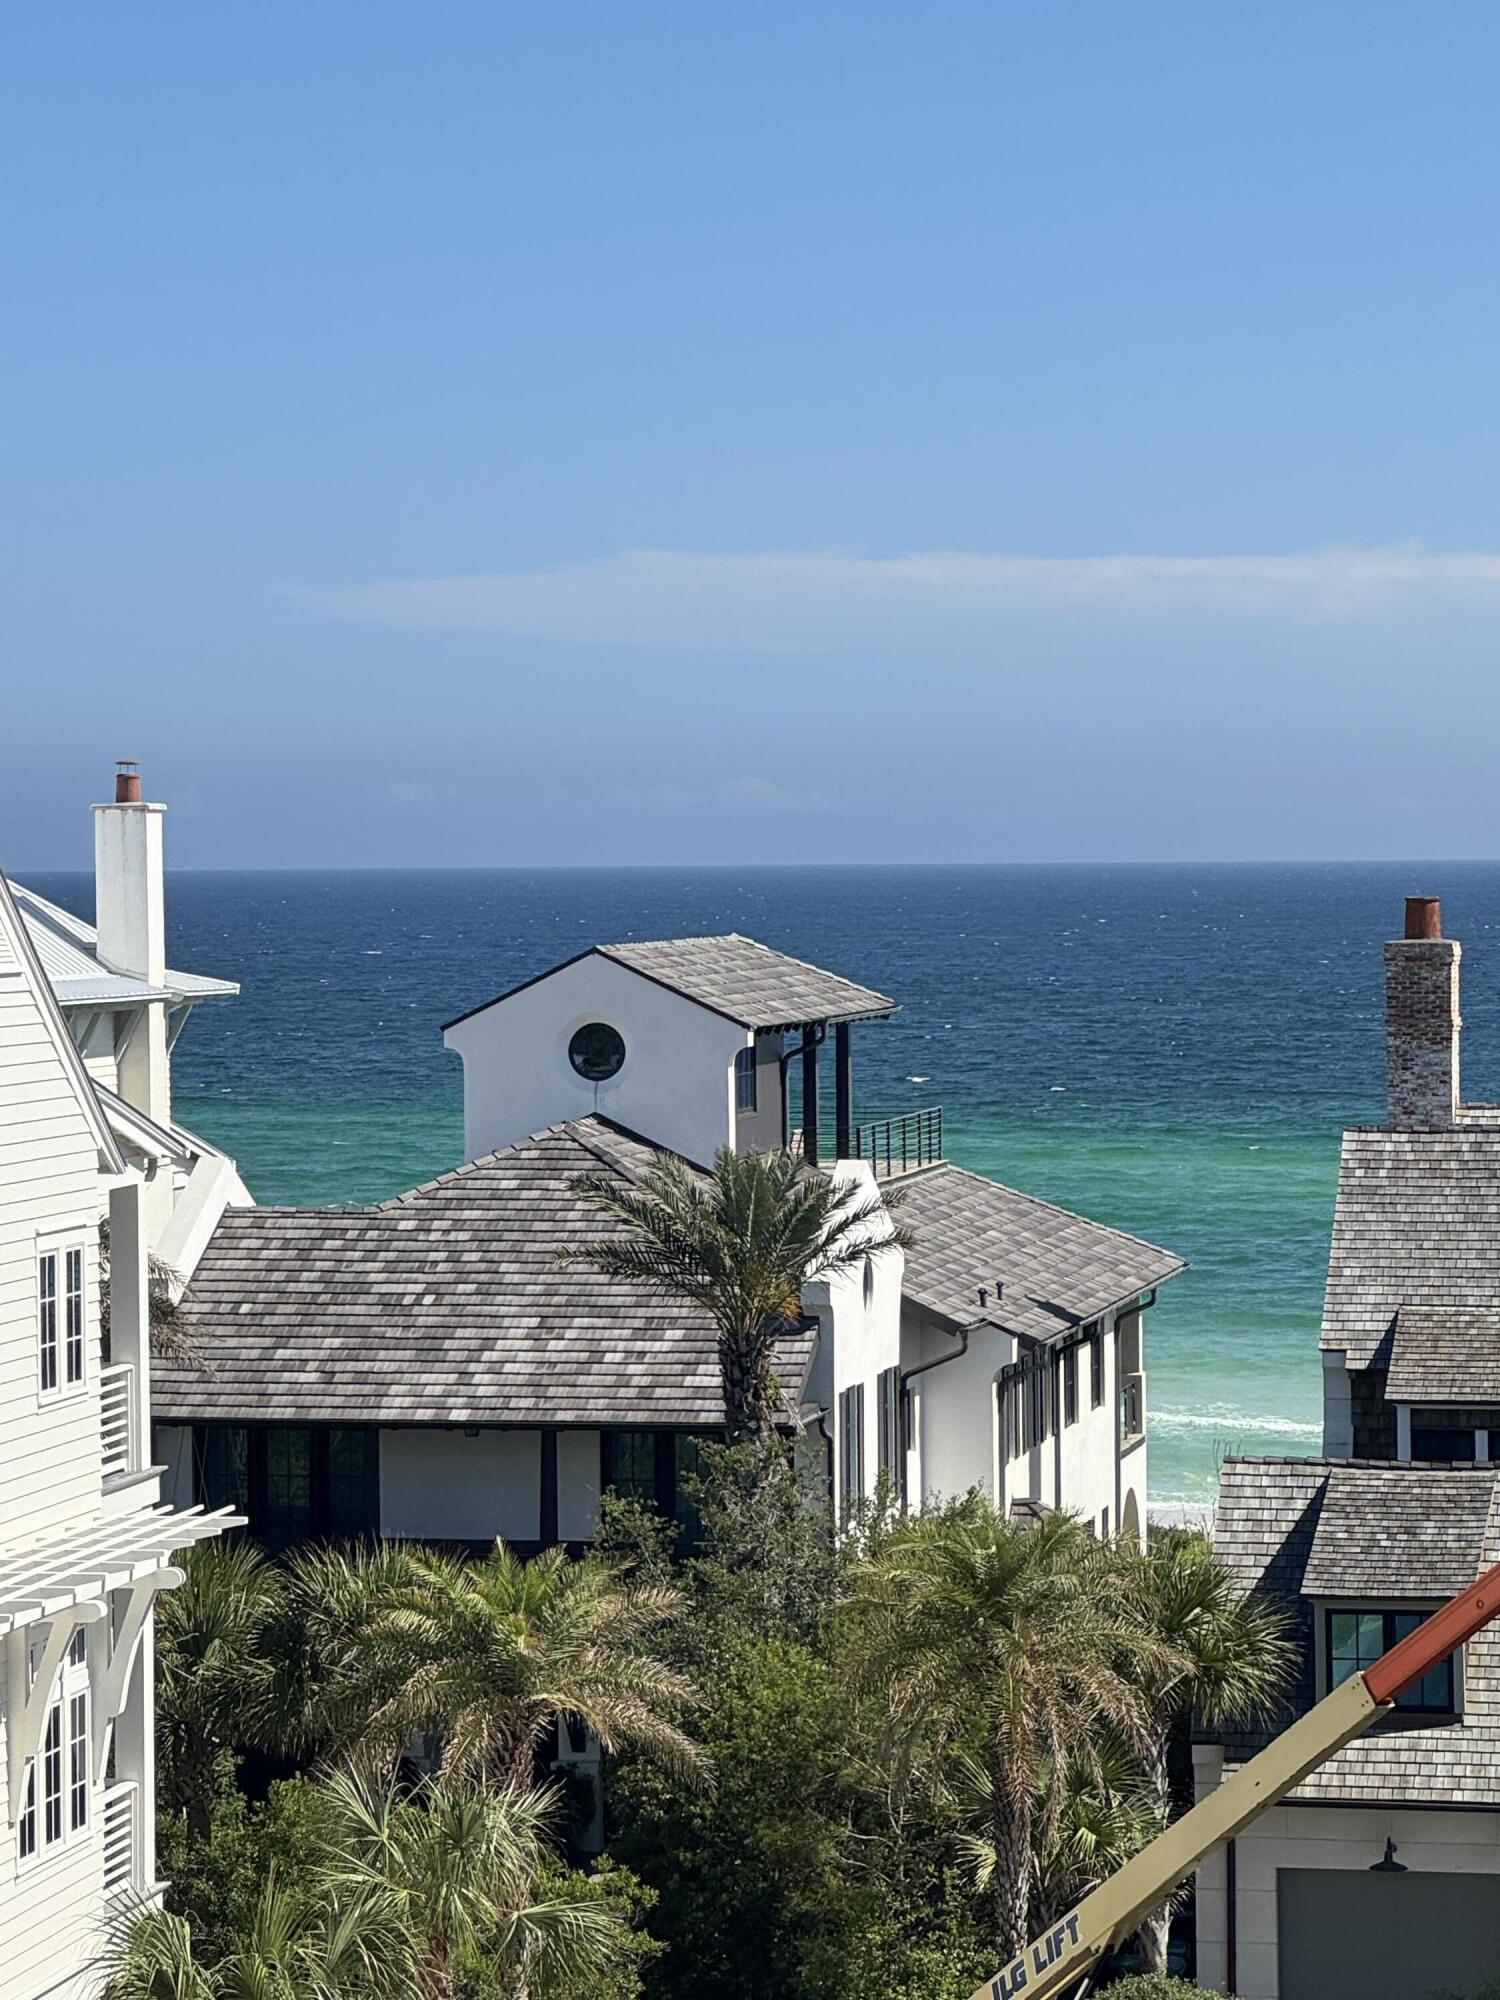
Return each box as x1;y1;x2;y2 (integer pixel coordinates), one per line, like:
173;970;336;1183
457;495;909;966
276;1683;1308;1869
734;1046;758;1113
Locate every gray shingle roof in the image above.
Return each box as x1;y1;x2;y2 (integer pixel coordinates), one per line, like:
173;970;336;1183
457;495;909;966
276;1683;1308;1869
894;1161;1184;1341
1387;1305;1500;1404
1301;1463;1496;1598
596;935;893;1028
155;1117;815;1430
1321;1124;1500;1368
1205;1456;1500;1807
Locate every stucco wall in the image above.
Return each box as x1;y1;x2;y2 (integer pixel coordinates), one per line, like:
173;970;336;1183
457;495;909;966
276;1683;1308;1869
445;953;746;1165
733;1030;785;1154
379;1428;541;1543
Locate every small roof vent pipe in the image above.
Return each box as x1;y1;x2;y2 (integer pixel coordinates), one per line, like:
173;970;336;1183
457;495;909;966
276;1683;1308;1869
114;759;142;804
1405;896;1442;940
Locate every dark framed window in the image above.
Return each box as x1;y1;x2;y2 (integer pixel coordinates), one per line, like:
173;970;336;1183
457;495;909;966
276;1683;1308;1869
568;1021;626;1082
839;1383;865;1510
38;1250;58;1394
735;1046;758;1113
1089;1327;1105;1409
194;1425;380;1551
602;1430;713;1549
876;1366;901;1484
673;1435;707;1551
1411;1427;1478;1462
603;1430;658;1506
68;1692;88;1832
64;1248;85;1385
1063;1344;1079;1427
328;1429;381;1539
1327;1608;1456;1713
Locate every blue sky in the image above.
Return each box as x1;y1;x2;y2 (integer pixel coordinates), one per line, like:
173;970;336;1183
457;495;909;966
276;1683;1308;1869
8;4;1500;867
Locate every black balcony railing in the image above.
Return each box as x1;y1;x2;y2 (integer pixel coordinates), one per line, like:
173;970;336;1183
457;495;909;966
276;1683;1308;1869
850;1106;943;1178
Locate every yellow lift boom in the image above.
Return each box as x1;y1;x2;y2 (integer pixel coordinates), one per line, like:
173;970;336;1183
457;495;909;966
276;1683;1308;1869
967;1559;1500;2000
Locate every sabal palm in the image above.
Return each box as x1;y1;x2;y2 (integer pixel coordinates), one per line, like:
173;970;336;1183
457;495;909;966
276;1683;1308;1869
843;1504;1175;1961
155;1541;286;1839
318;1769;628;1999
563;1145;911;1442
324;1540;701;1789
106;1873;413;2000
1111;1527;1294;1970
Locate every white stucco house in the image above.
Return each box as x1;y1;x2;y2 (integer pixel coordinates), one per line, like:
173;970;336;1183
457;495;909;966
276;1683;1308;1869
1195;898;1500;2000
154;931;1180;1552
0;768;241;2000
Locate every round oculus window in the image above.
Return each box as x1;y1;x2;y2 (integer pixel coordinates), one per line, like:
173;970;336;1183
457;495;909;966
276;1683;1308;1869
568;1021;626;1082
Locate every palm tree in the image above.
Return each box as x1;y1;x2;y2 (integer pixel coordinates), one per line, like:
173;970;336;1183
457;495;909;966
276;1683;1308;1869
842;1503;1176;1962
317;1769;630;1999
108;1775;625;2000
318;1540;702;1792
562;1145;912;1444
155;1541;286;1841
949;1730;1159;1933
1111;1527;1295;1972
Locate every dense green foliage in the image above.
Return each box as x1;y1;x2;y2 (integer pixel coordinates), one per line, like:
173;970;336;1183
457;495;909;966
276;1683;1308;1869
136;1439;1283;2000
1099;1978;1228;1998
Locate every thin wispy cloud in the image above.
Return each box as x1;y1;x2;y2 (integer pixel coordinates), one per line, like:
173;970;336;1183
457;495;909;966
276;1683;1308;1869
289;545;1500;654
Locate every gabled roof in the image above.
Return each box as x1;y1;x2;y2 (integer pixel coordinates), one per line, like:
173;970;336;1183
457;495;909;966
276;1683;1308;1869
894;1159;1184;1342
156;1116;816;1430
0;869;124;1174
1205;1456;1500;1808
1387;1304;1500;1405
444;934;894;1034
8;879;237;1008
1321;1124;1500;1368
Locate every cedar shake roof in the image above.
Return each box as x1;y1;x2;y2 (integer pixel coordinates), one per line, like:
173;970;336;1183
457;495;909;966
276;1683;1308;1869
1320;1123;1500;1369
155;1116;816;1430
1204;1456;1500;1808
444;934;894;1033
1387;1305;1500;1405
1301;1463;1497;1598
895;1160;1184;1342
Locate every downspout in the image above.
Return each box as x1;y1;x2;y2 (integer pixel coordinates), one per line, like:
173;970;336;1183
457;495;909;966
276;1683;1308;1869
814;1407;835;1513
1225;1836;1237;1994
899;1316;978;1511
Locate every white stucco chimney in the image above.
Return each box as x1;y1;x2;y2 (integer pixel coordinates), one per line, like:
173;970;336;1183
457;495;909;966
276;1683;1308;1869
1385;895;1461;1130
93;761;172;1131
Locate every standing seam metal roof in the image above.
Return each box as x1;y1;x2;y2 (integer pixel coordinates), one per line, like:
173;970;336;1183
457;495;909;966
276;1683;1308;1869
8;880;238;1006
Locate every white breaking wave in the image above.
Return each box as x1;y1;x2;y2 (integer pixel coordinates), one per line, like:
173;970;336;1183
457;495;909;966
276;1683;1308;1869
1150;1406;1323;1438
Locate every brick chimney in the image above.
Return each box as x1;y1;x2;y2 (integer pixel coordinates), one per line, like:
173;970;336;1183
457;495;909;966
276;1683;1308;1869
1385;896;1461;1129
93;761;171;1128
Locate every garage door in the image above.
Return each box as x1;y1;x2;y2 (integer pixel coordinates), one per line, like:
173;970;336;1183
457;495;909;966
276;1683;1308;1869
1279;1867;1500;2000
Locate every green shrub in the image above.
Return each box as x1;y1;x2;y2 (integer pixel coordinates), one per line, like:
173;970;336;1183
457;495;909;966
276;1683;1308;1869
1099;1977;1228;1998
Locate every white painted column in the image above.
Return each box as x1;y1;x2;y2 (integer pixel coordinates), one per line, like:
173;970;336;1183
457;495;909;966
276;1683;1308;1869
1322;1350;1354;1458
1396;1403;1412;1461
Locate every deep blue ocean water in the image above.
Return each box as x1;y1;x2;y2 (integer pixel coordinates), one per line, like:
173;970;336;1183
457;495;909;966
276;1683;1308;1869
34;863;1500;1502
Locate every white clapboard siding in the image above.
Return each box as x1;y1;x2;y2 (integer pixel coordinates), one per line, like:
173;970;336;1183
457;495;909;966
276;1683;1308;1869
0;927;123;1996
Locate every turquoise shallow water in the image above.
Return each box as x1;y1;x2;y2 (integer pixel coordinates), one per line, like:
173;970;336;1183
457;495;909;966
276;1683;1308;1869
35;862;1500;1502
